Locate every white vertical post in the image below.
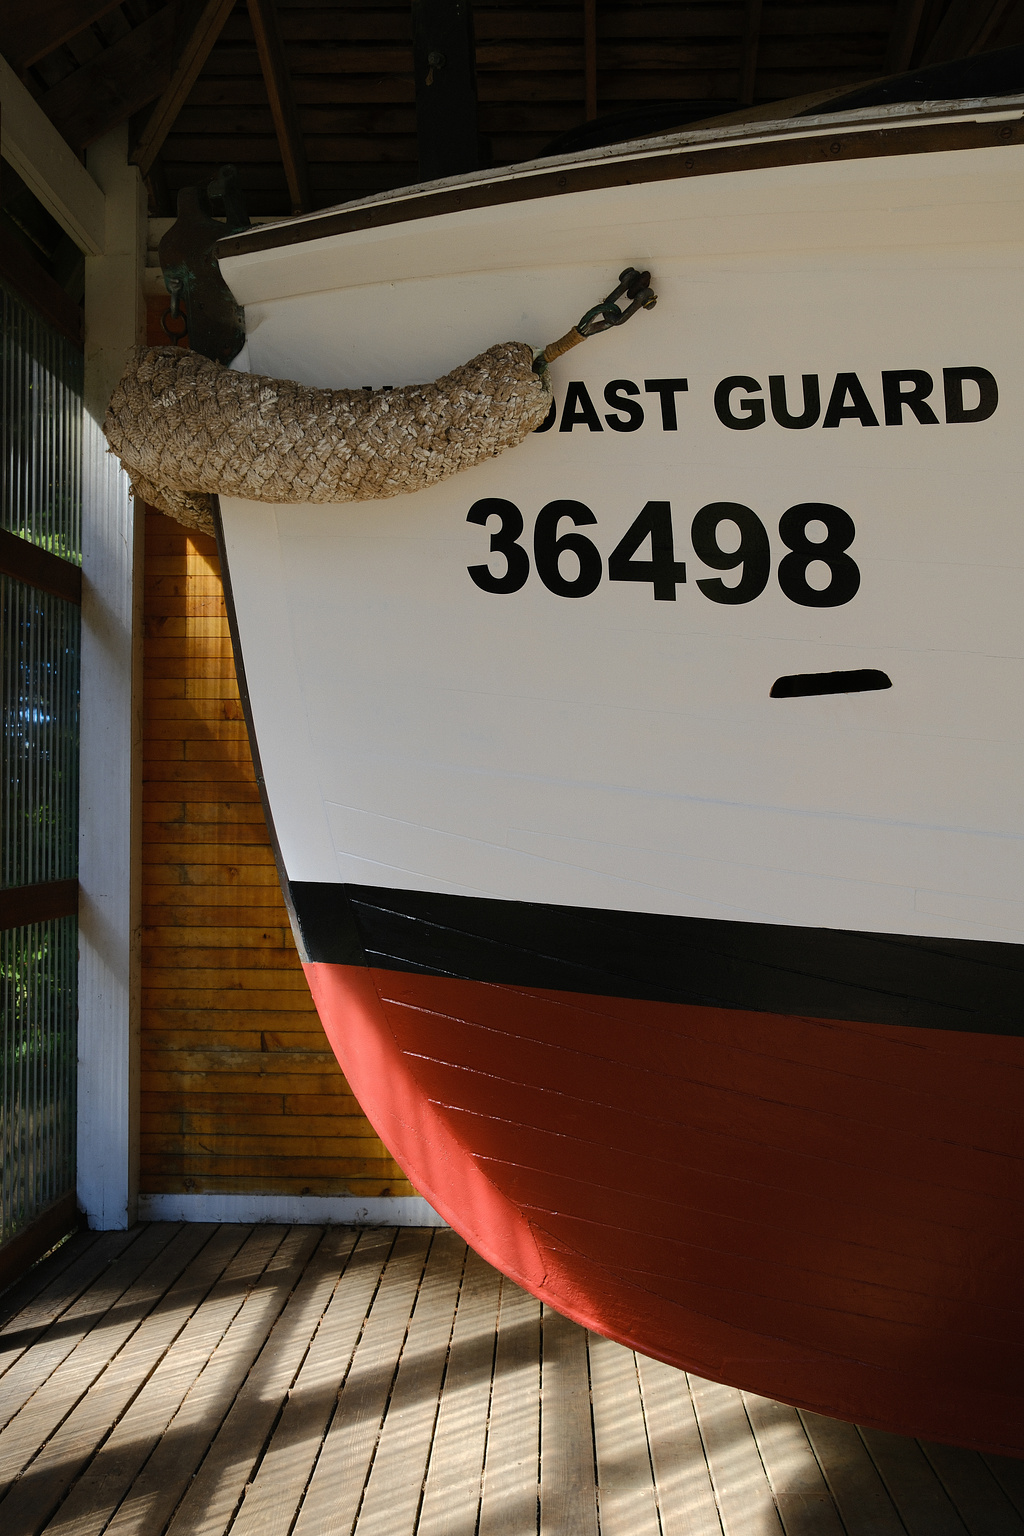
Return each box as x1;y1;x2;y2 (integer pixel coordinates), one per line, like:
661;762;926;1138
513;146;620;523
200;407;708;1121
77;127;146;1229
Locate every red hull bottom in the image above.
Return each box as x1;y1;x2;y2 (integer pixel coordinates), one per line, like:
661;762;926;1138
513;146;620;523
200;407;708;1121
305;961;1024;1455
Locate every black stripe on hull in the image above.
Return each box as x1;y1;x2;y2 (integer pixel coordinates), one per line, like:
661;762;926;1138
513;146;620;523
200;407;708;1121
289;882;1024;1036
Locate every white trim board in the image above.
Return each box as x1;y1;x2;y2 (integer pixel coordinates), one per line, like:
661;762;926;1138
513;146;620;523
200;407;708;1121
77;128;147;1232
137;1193;448;1227
0;52;105;254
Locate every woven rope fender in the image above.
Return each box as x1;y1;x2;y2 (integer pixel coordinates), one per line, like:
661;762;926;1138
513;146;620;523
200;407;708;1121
103;342;552;537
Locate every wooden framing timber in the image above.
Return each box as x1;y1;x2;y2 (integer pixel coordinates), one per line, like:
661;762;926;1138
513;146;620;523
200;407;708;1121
0;528;83;604
0;880;79;932
246;0;310;215
131;0;238;178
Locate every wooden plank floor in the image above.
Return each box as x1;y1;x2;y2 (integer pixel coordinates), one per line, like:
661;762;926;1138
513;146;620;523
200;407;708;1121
0;1224;1021;1536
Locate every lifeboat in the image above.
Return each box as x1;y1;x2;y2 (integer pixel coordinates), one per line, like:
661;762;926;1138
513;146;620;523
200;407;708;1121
210;94;1024;1455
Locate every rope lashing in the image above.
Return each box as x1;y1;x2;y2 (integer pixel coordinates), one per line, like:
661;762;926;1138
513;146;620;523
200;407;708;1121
535;267;657;374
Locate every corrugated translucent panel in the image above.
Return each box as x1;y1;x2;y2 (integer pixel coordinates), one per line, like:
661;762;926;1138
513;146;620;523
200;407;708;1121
1;281;82;1243
1;576;80;888
0;917;77;1242
0;277;83;563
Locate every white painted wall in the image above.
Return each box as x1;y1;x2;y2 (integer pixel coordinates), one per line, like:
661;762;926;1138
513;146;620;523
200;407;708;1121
78;129;146;1230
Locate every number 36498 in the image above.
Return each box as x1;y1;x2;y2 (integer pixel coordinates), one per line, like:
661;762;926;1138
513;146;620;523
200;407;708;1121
467;498;860;608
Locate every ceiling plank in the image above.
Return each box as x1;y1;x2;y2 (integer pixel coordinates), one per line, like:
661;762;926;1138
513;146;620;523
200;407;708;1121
131;0;238;177
738;0;764;103
0;0;124;71
246;0;310;213
38;6;180;151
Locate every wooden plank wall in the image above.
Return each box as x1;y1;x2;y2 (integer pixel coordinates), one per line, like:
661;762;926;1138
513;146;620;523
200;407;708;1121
140;305;413;1201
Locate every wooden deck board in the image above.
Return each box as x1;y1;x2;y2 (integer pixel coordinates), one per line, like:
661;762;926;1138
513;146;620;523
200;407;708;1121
589;1330;660;1536
0;1226;245;1532
919;1441;1024;1536
743;1392;845;1536
0;1222;1017;1536
636;1354;723;1536
0;1225;177;1434
0;1225;205;1493
477;1277;541;1536
417;1249;502;1536
351;1229;467;1536
163;1225;370;1536
104;1225;324;1536
688;1373;786;1536
539;1305;599;1536
797;1410;907;1536
0;1231;109;1375
984;1453;1024;1521
290;1228;434;1536
858;1427;970;1536
228;1226;380;1535
45;1226;289;1536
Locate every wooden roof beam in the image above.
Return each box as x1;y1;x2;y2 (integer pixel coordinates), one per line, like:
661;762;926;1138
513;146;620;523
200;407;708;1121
922;0;1015;63
246;0;310;215
738;0;764;105
583;0;597;121
130;0;237;178
884;0;928;73
0;0;124;72
411;0;480;183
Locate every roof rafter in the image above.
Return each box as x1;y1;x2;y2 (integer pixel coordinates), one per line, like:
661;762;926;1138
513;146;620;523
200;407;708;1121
130;0;237;177
583;0;597;120
884;0;928;72
246;0;310;214
922;0;1015;61
738;0;763;105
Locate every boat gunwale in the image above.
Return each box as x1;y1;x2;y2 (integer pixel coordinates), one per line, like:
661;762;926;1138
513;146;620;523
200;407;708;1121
216;94;1024;262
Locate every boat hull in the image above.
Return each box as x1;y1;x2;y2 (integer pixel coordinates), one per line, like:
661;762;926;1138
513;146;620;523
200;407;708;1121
298;883;1024;1454
212;115;1024;1451
308;955;1024;1456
